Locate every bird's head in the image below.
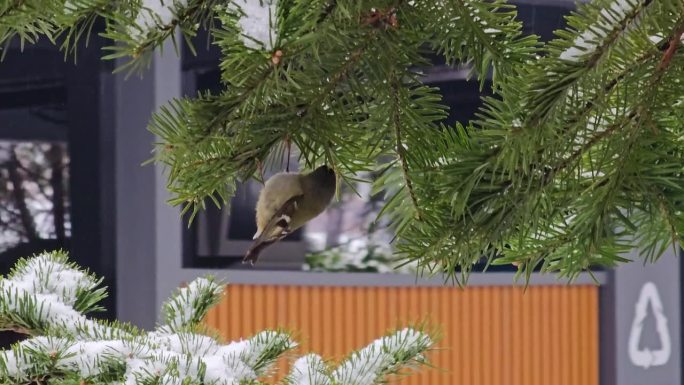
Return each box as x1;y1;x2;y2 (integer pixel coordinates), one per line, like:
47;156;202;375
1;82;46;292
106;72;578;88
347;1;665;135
307;165;337;192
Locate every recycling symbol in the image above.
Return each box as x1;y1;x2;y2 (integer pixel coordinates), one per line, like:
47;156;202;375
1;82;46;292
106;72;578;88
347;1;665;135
628;282;671;369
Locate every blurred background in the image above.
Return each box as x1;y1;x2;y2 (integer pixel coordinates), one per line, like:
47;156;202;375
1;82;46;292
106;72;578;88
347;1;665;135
0;1;681;384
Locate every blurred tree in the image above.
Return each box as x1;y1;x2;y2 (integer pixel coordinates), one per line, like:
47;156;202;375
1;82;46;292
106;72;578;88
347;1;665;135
0;142;70;257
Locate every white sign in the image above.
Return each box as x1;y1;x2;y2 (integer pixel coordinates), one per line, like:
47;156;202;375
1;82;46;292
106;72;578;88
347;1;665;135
628;282;671;369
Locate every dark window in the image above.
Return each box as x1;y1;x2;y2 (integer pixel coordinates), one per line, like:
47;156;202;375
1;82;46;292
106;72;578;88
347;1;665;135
0;26;116;328
0;141;70;253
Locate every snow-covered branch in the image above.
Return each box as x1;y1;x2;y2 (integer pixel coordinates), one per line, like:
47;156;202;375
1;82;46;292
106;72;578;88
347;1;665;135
285;328;433;385
331;328;432;385
160;277;224;331
286;354;331;385
560;0;640;62
130;0;190;42
0;252;434;384
229;0;279;50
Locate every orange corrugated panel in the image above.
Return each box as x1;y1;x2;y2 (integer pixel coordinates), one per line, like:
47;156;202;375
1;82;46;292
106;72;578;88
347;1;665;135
511;287;523;385
342;286;354;353
204;283;599;385
562;286;573;385
285;285;296;333
531;288;541;384
589;287;600;385
310;286;322;353
451;286;462;384
493;287;503;385
300;286;311;348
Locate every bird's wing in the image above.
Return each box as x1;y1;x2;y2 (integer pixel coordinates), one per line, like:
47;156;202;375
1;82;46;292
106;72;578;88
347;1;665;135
253;173;303;238
243;194;302;264
259;194;302;239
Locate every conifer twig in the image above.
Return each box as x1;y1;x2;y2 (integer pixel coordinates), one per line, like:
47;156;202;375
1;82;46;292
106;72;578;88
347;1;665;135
657;26;683;71
390;76;421;220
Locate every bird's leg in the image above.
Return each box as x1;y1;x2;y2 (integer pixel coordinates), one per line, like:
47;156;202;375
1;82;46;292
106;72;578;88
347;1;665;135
285;137;292;172
257;159;265;184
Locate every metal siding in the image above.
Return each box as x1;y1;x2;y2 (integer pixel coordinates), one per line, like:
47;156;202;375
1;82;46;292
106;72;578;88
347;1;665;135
205;285;599;385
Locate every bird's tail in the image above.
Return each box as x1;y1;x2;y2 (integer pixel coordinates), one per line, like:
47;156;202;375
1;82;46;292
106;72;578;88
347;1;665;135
243;239;277;265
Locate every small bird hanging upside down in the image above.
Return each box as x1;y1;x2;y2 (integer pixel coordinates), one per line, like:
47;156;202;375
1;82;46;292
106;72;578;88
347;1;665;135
243;165;337;265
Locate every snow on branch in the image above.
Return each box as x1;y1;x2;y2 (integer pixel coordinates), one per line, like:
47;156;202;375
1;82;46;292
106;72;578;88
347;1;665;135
285;328;433;385
560;0;639;62
130;0;189;42
286;354;332;385
7;250;103;310
160;276;224;330
0;251;116;339
229;0;279;50
0;252;434;384
331;328;433;385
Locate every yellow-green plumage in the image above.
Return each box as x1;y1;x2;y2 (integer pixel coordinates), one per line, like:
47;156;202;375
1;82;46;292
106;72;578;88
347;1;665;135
253;172;303;239
245;165;336;264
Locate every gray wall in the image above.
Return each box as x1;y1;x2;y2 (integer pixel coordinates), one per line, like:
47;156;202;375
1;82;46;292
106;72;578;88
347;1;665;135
114;40;183;329
114;57;158;328
604;248;682;385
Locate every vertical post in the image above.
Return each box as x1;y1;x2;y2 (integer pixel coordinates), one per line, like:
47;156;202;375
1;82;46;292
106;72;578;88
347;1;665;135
113;65;158;328
153;41;184;313
115;37;184;328
599;270;616;385
66;28;117;319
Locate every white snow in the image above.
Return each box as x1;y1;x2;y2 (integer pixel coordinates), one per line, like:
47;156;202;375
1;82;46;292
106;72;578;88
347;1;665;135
649;34;665;44
239;330;297;368
164;277;222;329
0;349;30;379
1;254;433;384
560;0;637;61
10;254;99;306
203;354;256;384
0;277;117;340
131;0;189;41
152;332;220;356
60;340;127;377
332;328;431;385
231;0;278;50
290;354;331;385
216;339;250;357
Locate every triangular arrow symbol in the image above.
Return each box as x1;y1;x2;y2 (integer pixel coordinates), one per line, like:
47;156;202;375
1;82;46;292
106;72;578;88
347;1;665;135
628;282;671;369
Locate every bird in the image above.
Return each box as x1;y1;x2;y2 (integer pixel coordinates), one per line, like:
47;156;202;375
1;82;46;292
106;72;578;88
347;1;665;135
243;165;337;264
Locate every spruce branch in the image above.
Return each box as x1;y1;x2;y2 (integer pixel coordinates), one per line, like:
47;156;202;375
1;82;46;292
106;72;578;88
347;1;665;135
527;0;657;122
390;75;421;221
0;252;435;384
657;26;683;70
5;0;684;279
102;0;221;74
160;277;224;332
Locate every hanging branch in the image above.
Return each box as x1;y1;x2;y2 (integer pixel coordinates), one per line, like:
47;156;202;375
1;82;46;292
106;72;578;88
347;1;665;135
2;0;683;279
390;76;421;220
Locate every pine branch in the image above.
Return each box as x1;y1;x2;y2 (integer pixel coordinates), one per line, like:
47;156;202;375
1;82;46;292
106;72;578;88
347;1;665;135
652;189;681;257
102;0;220;74
0;0;25;19
0;253;434;384
6;0;684;279
160;277;224;331
657;27;683;70
390;75;421;221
